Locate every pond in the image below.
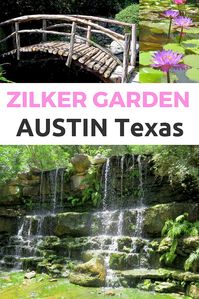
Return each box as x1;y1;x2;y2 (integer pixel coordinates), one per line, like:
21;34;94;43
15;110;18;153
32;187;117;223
0;272;191;299
140;0;199;83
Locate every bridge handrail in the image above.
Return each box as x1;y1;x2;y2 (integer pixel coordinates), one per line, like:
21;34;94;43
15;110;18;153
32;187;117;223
0;14;132;28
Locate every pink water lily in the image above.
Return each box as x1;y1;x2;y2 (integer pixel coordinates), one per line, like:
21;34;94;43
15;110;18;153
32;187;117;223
173;16;193;43
162;10;179;38
151;50;187;82
162;10;179;19
173;0;186;4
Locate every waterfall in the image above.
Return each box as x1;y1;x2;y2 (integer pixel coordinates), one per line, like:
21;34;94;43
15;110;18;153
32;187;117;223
0;168;65;270
102;158;111;210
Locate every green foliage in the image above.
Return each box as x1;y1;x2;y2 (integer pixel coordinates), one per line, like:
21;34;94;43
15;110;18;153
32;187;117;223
160;214;199;270
184;248;199;271
81;165;101;207
0;65;11;83
0;0;132;22
115;4;139;25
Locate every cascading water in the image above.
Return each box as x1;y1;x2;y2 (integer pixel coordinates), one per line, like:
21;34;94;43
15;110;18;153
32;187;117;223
91;155;150;287
0;168;65;270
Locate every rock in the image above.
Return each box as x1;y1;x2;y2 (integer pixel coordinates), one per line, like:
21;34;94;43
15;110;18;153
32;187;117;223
109;252;139;270
71;154;91;174
187;284;199;299
69;256;106;287
158;237;172;253
143;203;199;237
110;41;124;54
92;154;107;165
24;271;36;279
23;186;39;197
54;212;90;237
0;216;17;234
71;175;86;190
154;281;182;293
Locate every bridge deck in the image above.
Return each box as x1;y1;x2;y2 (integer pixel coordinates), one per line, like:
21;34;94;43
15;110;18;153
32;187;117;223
2;41;133;81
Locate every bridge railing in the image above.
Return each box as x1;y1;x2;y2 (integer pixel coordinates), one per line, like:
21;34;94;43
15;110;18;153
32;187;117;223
0;14;137;82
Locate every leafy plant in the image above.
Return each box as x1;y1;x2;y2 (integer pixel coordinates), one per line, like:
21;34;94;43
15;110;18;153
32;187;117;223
184;248;199;271
160;213;199;270
81;165;101;207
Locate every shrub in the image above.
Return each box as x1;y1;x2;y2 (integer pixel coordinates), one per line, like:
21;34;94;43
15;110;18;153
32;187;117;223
115;4;139;25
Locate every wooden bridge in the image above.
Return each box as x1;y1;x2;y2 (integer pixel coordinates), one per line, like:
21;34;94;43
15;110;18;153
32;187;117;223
0;15;137;83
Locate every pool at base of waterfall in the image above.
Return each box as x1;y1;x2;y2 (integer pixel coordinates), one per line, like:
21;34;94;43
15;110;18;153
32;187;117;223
0;271;191;299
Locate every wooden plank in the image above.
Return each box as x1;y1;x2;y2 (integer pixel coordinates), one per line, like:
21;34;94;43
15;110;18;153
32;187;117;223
104;60;118;78
72;45;91;60
99;56;115;74
78;47;99;64
85;50;104;68
66;21;76;67
93;52;109;71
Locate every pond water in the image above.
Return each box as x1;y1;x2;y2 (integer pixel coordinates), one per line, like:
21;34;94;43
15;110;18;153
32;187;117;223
140;0;199;83
0;272;191;299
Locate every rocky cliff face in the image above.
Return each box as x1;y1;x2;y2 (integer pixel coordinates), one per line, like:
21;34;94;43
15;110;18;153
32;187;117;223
0;154;198;296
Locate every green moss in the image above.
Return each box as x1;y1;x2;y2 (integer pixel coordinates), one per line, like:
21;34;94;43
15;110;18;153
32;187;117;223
0;271;191;299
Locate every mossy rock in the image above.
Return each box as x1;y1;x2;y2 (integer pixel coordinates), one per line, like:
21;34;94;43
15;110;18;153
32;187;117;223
109;252;138;270
69;256;106;287
187;284;199;299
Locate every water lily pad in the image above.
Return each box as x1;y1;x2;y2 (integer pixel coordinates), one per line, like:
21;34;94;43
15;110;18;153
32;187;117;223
185;68;199;82
140;67;165;83
182;39;199;48
139;52;154;66
163;43;185;54
183;55;199;68
184;28;199;34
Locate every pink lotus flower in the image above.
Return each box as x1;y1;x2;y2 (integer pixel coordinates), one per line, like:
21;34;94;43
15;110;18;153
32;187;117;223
151;50;186;73
173;0;186;4
173;16;193;28
162;10;179;19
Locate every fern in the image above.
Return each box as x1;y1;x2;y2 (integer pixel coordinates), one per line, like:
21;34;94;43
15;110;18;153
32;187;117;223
184;248;199;271
160;214;199;267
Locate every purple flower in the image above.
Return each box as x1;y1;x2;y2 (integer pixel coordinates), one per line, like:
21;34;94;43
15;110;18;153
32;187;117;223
162;10;179;19
151;50;187;73
173;16;193;28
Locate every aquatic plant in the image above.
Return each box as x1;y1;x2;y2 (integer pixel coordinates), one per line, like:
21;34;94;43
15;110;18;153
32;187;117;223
140;0;199;83
173;16;193;43
162;10;179;38
151;50;187;82
173;0;186;4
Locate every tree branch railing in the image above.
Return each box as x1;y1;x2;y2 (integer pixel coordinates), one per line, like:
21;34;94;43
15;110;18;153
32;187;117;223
0;14;137;82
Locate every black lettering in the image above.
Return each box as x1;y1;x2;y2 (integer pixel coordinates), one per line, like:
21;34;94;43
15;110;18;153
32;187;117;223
36;118;50;137
145;123;158;136
16;119;33;136
159;122;171;137
91;119;107;136
67;119;81;136
115;119;129;136
53;118;65;137
173;122;183;137
131;123;143;136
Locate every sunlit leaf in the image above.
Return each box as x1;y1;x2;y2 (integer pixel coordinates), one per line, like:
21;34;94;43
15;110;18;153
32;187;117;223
185;68;199;82
163;43;185;54
139;51;154;66
183;55;199;68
